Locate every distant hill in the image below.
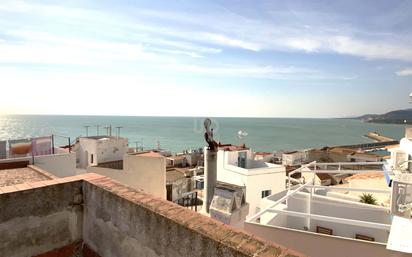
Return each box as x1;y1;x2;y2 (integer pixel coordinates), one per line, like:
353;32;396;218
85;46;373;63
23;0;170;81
354;108;412;124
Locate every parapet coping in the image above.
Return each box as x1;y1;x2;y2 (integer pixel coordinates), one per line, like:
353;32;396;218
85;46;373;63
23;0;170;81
0;173;307;257
28;165;60;180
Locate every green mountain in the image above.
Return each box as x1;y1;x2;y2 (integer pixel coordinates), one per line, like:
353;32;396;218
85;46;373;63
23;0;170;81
356;108;412;124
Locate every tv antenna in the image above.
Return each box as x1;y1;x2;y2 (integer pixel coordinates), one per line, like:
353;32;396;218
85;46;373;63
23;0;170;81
83;126;90;137
104;126;110;136
204;118;218;151
115;126;123;138
95;125;101;136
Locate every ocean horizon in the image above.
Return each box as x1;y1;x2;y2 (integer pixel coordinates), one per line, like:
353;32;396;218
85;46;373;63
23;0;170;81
0;114;405;153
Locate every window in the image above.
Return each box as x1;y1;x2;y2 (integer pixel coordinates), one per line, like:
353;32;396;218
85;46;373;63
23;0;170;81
90;154;94;164
316;226;333;235
356;234;375;242
261;190;272;198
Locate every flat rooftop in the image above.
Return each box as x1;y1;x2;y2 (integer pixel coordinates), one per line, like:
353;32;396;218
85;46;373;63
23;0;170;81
218;144;249;151
0;165;56;187
81;136;126;141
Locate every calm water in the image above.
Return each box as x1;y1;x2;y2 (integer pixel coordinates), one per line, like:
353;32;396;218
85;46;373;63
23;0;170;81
0;115;405;153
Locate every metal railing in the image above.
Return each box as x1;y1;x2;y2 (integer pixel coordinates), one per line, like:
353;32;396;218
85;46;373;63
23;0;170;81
248;162;392;234
287;161;386;190
173;191;199;211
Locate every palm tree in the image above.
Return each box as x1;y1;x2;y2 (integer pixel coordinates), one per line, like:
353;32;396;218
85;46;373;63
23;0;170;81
359;193;378;205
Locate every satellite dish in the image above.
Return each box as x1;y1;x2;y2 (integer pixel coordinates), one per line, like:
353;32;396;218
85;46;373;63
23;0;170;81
204;118;218;151
204;118;212;131
238;130;248;139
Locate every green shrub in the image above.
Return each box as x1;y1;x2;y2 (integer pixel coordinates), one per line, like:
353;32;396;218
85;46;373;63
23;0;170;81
359;193;378;205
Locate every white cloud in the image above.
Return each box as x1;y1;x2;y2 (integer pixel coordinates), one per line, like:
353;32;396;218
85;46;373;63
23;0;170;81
396;68;412;76
140;37;222;54
0;39;155;65
3;1;411;62
284;37;322;52
329;36;412;62
199;33;261;51
165;64;317;78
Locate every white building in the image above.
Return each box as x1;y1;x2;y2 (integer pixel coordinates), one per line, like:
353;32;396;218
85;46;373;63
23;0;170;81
216;145;286;217
387;126;412;174
282;151;306;166
76;136;128;168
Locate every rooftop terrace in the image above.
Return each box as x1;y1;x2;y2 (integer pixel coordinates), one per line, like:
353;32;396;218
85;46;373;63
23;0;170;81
0;173;306;257
245;161;411;257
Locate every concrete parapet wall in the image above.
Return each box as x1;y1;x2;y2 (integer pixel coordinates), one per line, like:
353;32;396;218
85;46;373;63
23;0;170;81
0;173;305;257
0;180;83;257
83;176;305;257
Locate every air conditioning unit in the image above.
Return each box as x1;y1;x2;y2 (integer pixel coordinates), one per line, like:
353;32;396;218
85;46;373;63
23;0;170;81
391;174;412;218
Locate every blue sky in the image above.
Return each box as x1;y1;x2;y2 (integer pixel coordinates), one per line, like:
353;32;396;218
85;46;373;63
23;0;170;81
0;0;411;117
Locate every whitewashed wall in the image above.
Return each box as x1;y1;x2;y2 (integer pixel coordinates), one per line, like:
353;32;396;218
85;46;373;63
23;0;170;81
34;152;76;177
216;149;286;217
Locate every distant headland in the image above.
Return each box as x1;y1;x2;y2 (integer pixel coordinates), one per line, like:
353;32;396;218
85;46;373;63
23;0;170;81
350;108;412;124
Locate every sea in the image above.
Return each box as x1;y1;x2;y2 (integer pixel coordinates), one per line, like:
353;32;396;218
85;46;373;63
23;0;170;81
0;115;405;153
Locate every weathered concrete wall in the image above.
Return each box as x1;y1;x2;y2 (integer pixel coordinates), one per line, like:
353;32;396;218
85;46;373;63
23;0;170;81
83;177;305;257
0;180;83;257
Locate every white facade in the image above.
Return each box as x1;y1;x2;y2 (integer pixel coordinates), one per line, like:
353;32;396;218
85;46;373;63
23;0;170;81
216;148;286;217
77;136;128;168
282;151;306;166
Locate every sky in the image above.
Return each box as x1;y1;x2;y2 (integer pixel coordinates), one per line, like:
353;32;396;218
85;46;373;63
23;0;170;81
0;0;411;118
